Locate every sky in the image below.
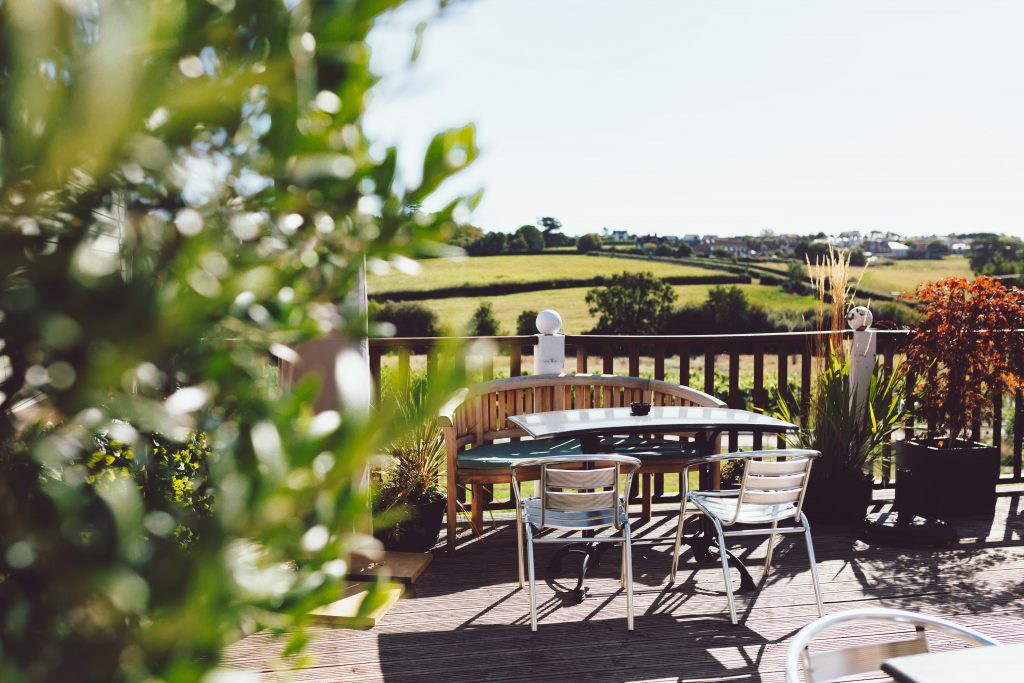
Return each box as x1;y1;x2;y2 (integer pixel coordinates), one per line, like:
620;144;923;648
366;0;1024;238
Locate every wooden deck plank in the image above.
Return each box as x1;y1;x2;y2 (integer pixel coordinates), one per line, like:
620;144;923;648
223;495;1024;682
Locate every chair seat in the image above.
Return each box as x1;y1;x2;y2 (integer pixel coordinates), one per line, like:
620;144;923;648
523;498;627;530
689;492;799;525
458;436;698;469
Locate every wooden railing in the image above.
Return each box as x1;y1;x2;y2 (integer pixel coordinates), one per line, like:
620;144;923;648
369;331;1024;511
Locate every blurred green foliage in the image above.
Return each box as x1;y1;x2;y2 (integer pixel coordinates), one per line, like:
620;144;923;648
88;432;214;547
0;0;473;680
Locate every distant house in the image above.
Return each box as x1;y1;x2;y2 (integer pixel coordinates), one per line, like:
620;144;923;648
609;230;630;242
682;234;701;245
887;241;911;259
697;237;749;257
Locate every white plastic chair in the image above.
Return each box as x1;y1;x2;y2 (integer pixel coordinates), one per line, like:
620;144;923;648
671;448;824;624
511;454;641;631
784;607;1001;682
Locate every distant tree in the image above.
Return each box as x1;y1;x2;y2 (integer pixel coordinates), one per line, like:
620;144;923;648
784;261;807;293
374;301;439;337
655;243;675;257
794;240;830;262
577;233;603;253
969;235;1019;275
516;309;539;335
643;242;659;255
675;242;694;257
538;216;571;247
666;286;777;334
848;247;867;267
508;233;529;253
585;271;677;334
538;216;562;234
447;223;484;247
926;240;951;259
514;224;545;252
466;231;508;256
468;302;502;336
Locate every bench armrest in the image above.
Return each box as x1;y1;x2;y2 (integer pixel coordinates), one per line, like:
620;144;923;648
438;387;470;427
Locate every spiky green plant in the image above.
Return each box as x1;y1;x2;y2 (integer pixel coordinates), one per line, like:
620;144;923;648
778;351;906;482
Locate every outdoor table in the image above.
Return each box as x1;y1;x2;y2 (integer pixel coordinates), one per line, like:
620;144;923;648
508;405;797;599
881;642;1024;683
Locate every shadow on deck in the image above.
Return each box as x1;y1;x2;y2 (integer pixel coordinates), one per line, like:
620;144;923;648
224;494;1024;682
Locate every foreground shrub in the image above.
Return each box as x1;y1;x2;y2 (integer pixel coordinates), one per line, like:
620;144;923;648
0;1;473;680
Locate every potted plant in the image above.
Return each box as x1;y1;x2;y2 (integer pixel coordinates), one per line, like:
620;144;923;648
779;352;905;524
776;247;906;525
897;276;1024;518
373;383;448;552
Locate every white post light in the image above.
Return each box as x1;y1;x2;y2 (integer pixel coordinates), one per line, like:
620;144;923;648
847;305;875;414
535;309;565;375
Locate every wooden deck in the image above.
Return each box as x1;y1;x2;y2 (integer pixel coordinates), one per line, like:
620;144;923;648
224;493;1024;682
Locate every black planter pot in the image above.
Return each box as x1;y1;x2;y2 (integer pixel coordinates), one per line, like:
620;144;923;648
801;472;873;526
374;494;446;553
895;438;999;519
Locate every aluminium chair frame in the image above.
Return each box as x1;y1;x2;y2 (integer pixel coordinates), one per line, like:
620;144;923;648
671;448;824;625
783;607;1002;683
511;454;642;632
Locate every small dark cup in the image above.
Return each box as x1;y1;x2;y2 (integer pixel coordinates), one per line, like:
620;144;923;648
630;401;651;416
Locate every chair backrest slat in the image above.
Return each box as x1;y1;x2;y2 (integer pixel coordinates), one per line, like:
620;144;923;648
744;472;806;491
545;467;616;489
545;490;616;512
742;488;804;505
748;458;808;475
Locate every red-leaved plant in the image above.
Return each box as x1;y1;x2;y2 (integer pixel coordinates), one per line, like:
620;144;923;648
905;276;1024;447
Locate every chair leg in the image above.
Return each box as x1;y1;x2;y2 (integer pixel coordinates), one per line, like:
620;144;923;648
620;537;627;588
763;520;779;579
712;518;738;625
471;484;485;535
525;523;538;632
641;473;652;523
624;522;634;631
446;481;459;553
516;503;525;589
671;475;690;583
800;512;825;617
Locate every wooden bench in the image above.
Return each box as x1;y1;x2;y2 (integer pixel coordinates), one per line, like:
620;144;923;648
439;374;725;551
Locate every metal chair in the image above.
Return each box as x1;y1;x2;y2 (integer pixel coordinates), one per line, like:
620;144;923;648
671;448;824;624
511;454;642;632
784;607;1001;682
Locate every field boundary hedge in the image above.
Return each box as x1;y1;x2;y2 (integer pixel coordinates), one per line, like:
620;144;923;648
369;273;751;302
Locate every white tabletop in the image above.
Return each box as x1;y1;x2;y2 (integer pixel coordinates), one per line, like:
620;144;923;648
882;643;1024;683
507;405;796;440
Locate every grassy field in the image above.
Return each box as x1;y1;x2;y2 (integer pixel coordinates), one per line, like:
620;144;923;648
367;254;727;294
855;255;972;296
373;252;973;333
418;283;818;335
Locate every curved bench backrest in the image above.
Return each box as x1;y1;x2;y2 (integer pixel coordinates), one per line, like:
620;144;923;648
443;374;724;449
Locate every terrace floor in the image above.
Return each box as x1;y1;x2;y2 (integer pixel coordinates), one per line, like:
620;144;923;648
224;492;1024;682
